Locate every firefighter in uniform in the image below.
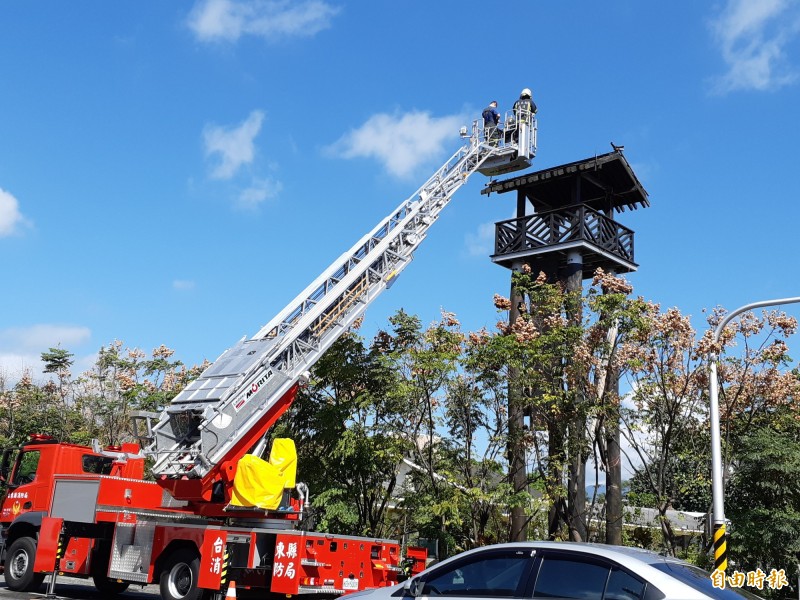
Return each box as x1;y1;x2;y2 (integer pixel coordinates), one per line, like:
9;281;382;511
511;88;536;142
513;88;537;122
482;100;501;146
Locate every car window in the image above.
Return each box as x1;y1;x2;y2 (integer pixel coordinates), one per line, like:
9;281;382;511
605;568;645;600
533;555;610;599
421;550;532;597
651;563;763;599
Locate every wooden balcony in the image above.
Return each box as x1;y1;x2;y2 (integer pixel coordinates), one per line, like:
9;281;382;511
492;203;637;274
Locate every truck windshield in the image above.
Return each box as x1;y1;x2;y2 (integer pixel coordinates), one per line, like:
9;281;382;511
0;448;15;482
11;450;40;486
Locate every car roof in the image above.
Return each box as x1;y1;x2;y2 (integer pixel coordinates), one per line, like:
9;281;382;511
449;541;680;564
427;541;709;600
527;541;678;564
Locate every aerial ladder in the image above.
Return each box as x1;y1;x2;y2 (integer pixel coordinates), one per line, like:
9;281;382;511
0;105;537;600
143;108;538;512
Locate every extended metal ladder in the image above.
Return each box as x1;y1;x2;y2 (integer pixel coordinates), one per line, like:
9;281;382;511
146;113;537;481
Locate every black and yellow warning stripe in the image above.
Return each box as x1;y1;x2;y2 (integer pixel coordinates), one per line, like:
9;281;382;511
713;523;727;572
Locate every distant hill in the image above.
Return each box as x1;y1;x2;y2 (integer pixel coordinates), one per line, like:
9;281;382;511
586;482;630;498
587;484;605;498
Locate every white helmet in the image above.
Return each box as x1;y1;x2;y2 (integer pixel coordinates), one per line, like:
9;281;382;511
521;88;532;98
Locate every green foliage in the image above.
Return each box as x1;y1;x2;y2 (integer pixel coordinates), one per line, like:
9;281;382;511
390;309;521;553
627;443;711;513
273;329;407;538
311;488;360;533
0;342;198;448
41;347;74;373
472;269;650;541
275;308;523;555
727;425;800;590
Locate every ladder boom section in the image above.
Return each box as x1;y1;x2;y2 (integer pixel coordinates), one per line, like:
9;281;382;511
148;117;536;483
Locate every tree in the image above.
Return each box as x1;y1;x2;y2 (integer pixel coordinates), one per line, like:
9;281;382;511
273;326;407;538
620;306;800;556
706;309;800;456
280;309;515;554
80;342;201;445
480;267;646;542
438;371;511;548
73;341;197;446
726;425;800;597
0;342;200;448
0;369;76;445
380;310;464;545
40;347;77;440
618;304;709;555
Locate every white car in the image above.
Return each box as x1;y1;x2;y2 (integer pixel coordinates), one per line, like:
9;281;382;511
350;542;762;600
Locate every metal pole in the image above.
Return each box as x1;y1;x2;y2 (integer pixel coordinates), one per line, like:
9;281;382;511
709;352;726;572
708;296;800;572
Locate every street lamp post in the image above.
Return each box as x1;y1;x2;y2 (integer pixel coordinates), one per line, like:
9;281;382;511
708;296;800;572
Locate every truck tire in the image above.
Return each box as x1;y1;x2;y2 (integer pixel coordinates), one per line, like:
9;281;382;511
92;574;130;596
160;548;204;600
90;539;130;596
4;536;46;592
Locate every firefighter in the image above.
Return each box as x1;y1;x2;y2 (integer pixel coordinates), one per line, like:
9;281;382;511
511;88;536;143
482;100;502;146
513;88;537;124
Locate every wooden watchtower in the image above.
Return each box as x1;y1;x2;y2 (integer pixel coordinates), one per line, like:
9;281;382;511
484;148;649;544
482;149;649;279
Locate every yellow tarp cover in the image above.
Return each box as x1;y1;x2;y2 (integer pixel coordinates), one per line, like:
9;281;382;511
269;438;297;488
229;439;297;510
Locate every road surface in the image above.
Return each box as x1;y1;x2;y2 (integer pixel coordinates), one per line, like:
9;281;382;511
0;576;159;600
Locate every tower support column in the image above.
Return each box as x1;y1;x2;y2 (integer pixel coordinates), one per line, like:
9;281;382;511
508;260;528;542
565;251;587;541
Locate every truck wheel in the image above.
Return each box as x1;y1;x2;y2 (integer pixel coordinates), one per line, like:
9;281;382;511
90;540;130;596
160;548;203;600
93;574;130;596
4;536;46;591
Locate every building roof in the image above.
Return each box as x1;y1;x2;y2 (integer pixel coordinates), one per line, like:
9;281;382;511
482;150;649;214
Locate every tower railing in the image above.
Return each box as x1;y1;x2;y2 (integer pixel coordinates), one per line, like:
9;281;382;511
494;203;634;262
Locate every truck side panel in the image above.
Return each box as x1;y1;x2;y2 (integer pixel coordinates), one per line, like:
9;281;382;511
197;528;227;589
32;516;62;574
269;532;404;596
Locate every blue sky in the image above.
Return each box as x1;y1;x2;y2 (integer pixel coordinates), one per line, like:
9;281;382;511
2;1;800;381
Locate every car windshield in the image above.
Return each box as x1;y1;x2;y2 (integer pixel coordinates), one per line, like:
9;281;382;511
651;562;763;599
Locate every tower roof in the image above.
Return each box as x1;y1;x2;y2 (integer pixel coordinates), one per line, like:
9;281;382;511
482;150;649;213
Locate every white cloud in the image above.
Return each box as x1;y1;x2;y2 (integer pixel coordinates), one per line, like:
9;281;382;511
0;351;41;385
204;110;264;179
709;0;800;93
237;178;283;210
0;324;91;353
325;111;467;179
0;324;93;385
0;351;97;388
0;187;28;237
173;280;196;291
187;0;339;43
464;221;496;257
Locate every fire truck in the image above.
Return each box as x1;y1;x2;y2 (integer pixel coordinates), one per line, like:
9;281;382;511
0;106;536;600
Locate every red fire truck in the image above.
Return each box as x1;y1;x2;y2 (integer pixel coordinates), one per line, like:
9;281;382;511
0;110;537;600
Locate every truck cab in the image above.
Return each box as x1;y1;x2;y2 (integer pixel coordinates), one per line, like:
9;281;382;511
0;435;139;521
0;434;145;592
